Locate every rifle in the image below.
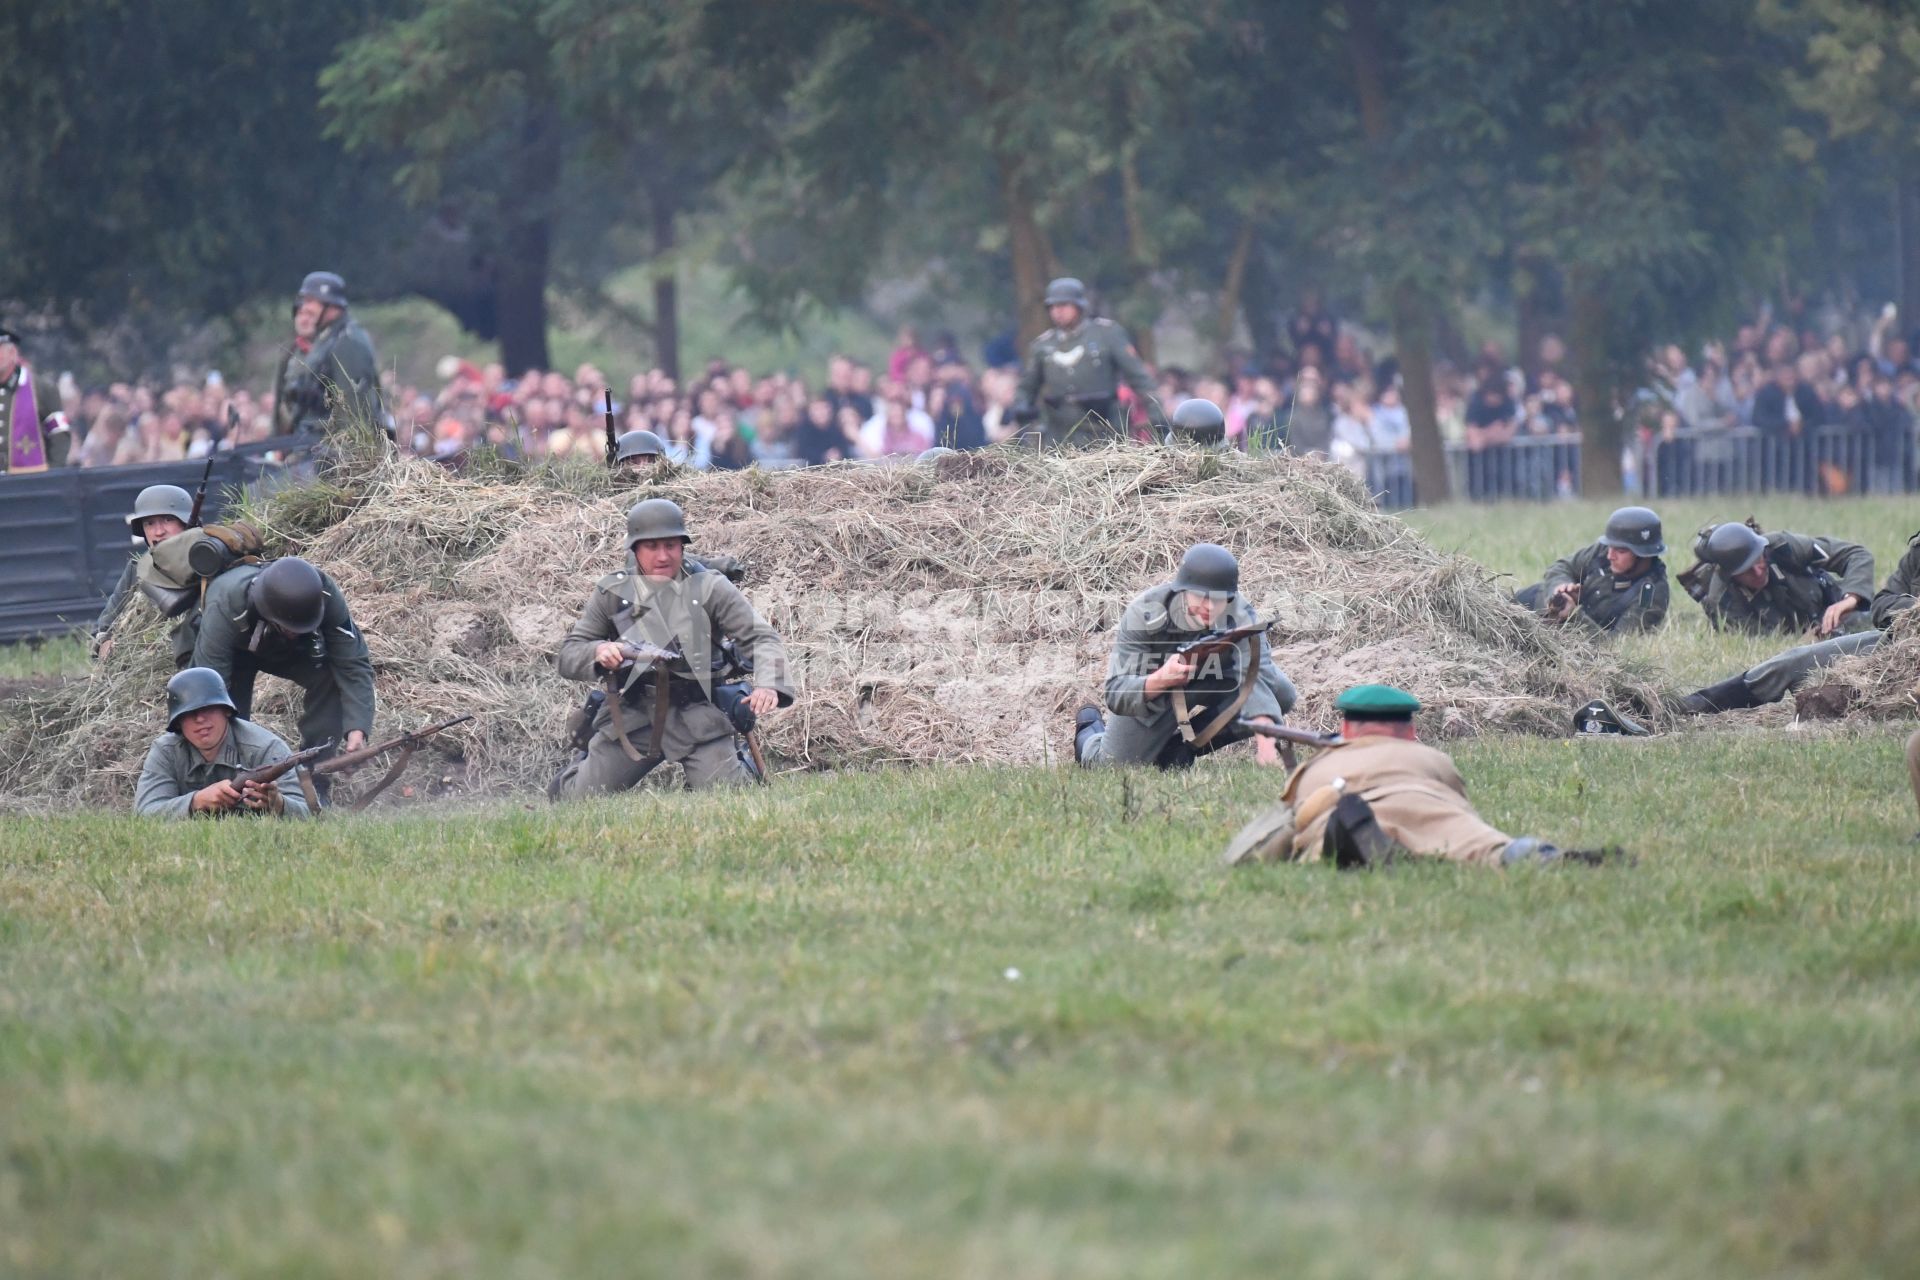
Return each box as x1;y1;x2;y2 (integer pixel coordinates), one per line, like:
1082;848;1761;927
307;715;474;812
1176;622;1276;665
1234;719;1342;771
604;388;619;467
230;741;335;811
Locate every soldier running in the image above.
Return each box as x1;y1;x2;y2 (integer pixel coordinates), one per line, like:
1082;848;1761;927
1012;277;1163;445
551;499;793;797
1515;506;1670;634
1074;542;1297;769
134;667;311;819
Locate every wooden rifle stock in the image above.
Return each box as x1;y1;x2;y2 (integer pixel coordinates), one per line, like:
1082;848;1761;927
308;716;474;812
236;740;334;787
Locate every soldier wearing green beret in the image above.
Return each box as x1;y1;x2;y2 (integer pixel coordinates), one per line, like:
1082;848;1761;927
1515;506;1670;634
1224;685;1580;868
1074;542;1297;769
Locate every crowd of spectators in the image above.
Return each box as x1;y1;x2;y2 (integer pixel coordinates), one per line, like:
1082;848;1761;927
29;300;1920;502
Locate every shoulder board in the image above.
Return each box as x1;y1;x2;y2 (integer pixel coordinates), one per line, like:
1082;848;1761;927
1907;530;1920;548
595;570;630;593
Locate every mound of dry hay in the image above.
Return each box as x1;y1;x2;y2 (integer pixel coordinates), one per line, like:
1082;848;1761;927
0;445;1666;808
1794;615;1920;720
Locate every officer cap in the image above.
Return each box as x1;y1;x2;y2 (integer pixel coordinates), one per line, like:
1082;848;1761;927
916;446;959;464
1572;699;1650;736
248;557;328;634
297;271;349;308
1170;398;1226;440
1704;522;1767;576
1171;542;1239;596
127;484;195;529
626;497;691;547
166;666;238;732
1043;277;1089;308
1598;506;1665;557
614;429;667;463
1335;684;1421;721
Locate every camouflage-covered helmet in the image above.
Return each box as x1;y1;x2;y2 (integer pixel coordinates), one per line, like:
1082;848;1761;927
626;497;690;546
166;666;237;732
1704;522;1767;576
1171;542;1239;596
297;271;348;307
127;484;194;530
1598;506;1665;557
615;429;667;463
916;446;959;464
1170;398;1226;440
248;557;327;634
1043;277;1089;308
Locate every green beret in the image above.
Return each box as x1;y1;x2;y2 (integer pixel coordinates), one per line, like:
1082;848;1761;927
1335;684;1421;720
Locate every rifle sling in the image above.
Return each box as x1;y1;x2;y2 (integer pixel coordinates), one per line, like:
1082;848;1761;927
1173;632;1262;751
348;744;417;813
296;767;322;815
605;667;670;765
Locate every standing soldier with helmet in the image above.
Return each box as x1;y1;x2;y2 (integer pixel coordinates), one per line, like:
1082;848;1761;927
1515;506;1670;634
1012;277;1163;446
273;271;387;438
190;556;376;802
1684;521;1875;637
1074;542;1298;769
551;498;794;798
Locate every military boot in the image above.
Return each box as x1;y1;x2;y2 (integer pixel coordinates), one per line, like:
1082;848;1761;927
1073;705;1104;763
1674;675;1758;715
1323;793;1400;870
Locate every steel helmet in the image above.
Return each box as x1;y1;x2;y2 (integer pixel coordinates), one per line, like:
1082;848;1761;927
626;498;691;546
166;666;237;732
1171;542;1239;596
1598;506;1665;557
1704;522;1767;576
297;271;349;307
916;446;959;464
1170;398;1226;439
1043;277;1089;308
248;557;328;634
127;484;194;530
615;429;667;463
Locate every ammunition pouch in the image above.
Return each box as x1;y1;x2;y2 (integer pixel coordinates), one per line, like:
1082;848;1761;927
565;687;605;752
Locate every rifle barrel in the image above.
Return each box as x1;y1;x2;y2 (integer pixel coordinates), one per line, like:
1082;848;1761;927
1236;721;1342;750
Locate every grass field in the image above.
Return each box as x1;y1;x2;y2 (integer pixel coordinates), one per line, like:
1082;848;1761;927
0;635;87;684
4;734;1919;1278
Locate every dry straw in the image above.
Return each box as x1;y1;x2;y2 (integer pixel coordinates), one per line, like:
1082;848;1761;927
1;443;1672;808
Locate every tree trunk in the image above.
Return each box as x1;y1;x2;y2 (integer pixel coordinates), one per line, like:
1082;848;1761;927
1344;0;1449;502
1568;269;1624;497
495;218;551;375
1240;239;1281;365
1515;249;1551;385
1390;282;1450;504
1216;216;1257;369
1001;160;1055;349
1898;157;1920;340
651;195;680;383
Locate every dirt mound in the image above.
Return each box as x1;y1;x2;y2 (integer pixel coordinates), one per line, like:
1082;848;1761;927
0;445;1666;808
1795;615;1920;721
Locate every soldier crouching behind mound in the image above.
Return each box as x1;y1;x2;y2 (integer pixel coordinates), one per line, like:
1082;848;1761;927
551;499;794;798
1224;685;1613;868
1074;542;1297;769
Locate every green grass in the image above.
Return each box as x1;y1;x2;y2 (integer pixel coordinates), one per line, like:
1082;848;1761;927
0;635;88;682
1405;495;1919;687
5;739;1919;1278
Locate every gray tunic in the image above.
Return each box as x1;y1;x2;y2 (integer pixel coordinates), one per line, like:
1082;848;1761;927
134;717;312;818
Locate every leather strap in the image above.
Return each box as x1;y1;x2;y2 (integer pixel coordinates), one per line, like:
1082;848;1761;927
606;664;672;765
347;744;417;813
1174;632;1263;751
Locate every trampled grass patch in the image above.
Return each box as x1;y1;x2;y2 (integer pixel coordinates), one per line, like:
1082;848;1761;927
3;736;1917;1277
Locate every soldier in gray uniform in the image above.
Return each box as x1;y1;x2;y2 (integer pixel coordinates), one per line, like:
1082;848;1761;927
92;484;213;665
1515;506;1669;634
1689;522;1875;637
1676;528;1920;713
1074;543;1298;768
552;499;794;797
191;557;376;801
134;667;311;818
614;428;668;474
1013;277;1163;446
272;271;387;438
